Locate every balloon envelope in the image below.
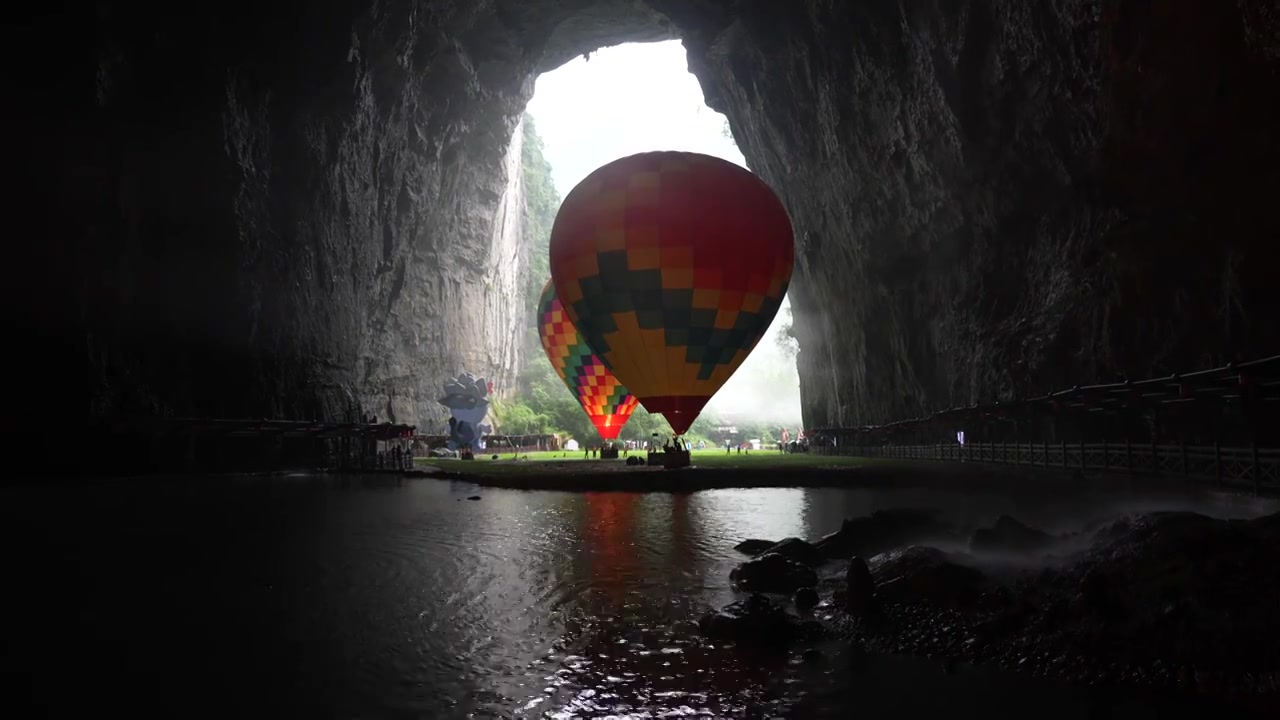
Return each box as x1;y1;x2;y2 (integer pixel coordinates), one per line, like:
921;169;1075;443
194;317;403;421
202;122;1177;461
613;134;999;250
549;151;794;434
537;279;638;440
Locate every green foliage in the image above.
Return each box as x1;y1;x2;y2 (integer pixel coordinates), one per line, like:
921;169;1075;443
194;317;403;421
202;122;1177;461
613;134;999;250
684;414;788;447
775;304;799;358
614;406;671;442
522;113;560;334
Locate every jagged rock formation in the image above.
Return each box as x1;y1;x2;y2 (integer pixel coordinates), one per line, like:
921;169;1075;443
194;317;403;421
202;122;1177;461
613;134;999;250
688;0;1279;426
9;1;1276;466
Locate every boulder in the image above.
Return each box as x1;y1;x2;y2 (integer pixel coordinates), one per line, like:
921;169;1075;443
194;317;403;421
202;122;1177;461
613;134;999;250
793;587;820;612
871;546;986;608
759;537;824;566
733;538;777;556
698;593;823;650
844;556;876;615
969;515;1055;554
730;552;819;594
813;509;955;559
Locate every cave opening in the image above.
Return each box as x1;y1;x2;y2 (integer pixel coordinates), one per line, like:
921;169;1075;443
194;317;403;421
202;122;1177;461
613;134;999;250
5;4;1280;717
520;39;803;442
7;1;1277;473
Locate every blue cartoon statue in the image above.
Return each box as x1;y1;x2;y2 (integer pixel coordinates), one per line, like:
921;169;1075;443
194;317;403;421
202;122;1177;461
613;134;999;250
439;372;492;456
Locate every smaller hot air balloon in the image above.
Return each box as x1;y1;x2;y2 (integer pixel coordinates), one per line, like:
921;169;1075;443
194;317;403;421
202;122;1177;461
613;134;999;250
537;279;639;440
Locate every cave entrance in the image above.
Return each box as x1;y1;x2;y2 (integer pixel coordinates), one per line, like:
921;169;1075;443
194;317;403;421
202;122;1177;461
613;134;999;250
523;40;802;433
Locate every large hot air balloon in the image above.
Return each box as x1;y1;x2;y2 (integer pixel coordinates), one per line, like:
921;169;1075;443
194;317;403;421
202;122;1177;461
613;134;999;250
537;278;639;440
549;151;794;435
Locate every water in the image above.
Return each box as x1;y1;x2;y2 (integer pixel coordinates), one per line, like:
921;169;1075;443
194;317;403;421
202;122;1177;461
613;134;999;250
2;473;1274;718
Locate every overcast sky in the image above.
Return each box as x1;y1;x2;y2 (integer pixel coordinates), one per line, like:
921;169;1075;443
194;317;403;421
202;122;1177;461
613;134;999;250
526;41;802;427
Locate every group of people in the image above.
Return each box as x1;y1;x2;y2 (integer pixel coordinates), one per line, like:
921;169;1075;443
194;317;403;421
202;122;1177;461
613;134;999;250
387;443;416;468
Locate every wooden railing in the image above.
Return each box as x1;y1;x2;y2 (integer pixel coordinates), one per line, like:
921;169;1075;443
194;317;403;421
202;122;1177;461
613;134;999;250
808;354;1280;495
821;440;1280;494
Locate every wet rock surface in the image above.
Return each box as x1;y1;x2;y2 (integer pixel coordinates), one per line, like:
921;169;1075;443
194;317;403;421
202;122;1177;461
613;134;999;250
758;537;825;566
871;546;986;609
842;556;876;616
730;552;819;594
698;593;823;651
716;507;1280;712
812;509;957;559
970;515;1056;554
733;539;776;556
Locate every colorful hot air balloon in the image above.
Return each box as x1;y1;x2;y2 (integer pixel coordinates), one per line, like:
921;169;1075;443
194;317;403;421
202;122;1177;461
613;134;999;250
549;151;794;435
537;278;639;440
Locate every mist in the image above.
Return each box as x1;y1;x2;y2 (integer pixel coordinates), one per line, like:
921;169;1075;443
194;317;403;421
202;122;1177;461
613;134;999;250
703;299;802;426
528;40;804;429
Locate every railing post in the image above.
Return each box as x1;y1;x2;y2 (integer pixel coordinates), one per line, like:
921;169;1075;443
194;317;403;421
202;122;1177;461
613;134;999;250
1079;439;1086;472
1151;438;1158;477
1214;441;1223;487
1180;441;1188;477
1061;440;1068;470
1102;438;1109;470
1125;438;1134;476
1042;440;1049;468
1253;439;1261;497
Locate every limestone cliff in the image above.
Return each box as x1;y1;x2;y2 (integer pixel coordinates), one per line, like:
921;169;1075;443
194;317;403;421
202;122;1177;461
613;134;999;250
8;0;1277;463
13;1;563;433
682;0;1279;427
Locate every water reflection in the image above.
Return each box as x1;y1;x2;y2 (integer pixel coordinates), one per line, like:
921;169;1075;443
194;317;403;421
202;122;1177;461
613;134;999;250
2;475;1271;718
523;490;812;717
690;488;810;548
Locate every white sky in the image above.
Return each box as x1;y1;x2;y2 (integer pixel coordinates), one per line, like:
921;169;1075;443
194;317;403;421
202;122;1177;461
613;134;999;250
526;41;802;426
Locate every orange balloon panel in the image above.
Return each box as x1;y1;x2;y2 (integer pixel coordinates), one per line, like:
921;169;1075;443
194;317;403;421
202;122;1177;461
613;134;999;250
537;279;638;440
549;151;794;434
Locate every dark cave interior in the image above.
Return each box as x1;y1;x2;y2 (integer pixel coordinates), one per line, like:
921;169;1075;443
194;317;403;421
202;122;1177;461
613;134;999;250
5;0;1278;471
4;5;1280;717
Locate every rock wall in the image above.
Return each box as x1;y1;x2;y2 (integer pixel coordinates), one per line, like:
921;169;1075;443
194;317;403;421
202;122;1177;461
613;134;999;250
682;0;1279;427
10;1;646;439
8;0;1276;463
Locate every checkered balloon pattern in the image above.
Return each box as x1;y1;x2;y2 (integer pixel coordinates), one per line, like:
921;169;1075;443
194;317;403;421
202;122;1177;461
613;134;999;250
537;278;638;440
548;151;794;435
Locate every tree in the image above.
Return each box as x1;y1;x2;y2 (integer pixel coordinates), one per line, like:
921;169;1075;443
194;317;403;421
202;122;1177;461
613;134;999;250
775;303;799;358
522;112;560;350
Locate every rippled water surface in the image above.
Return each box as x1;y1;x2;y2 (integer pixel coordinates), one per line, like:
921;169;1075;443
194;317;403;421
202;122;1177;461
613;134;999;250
3;473;1274;718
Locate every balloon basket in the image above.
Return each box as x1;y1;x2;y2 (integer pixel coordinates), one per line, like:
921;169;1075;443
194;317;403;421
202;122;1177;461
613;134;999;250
660;449;691;469
600;446;620;460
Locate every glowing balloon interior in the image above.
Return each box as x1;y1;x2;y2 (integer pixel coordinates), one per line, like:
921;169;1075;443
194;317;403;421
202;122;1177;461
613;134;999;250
549;151;794;435
537;279;639;440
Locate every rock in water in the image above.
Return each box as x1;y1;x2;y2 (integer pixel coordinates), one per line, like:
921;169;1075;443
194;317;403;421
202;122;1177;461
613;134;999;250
814;509;954;559
793;587;820;612
871;546;986;608
730;552;819;594
698;593;823;650
844;556;876;615
759;537;824;566
733;539;777;556
969;515;1055;554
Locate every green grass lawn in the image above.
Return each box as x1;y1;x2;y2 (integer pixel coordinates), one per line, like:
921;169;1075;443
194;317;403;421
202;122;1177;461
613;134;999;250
419;448;873;475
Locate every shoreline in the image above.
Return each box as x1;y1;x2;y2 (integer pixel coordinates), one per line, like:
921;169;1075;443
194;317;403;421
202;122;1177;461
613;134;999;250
4;459;1262;502
418;460;1244;497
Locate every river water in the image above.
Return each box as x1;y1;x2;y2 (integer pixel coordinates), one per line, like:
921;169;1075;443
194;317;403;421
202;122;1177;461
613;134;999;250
3;472;1275;718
